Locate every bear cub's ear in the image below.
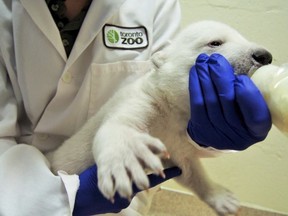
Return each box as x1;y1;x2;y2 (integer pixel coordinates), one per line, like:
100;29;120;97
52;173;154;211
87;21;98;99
151;51;167;69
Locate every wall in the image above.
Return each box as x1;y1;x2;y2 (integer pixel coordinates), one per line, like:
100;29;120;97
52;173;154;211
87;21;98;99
163;0;288;214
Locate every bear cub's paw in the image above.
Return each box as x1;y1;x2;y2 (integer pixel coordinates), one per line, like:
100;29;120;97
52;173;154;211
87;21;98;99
94;124;168;201
204;184;240;216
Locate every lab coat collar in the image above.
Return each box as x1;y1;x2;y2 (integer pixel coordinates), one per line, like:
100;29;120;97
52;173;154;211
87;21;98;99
19;0;127;66
19;0;67;61
66;0;127;69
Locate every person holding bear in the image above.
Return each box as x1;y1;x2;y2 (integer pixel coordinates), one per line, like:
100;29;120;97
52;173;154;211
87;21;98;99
0;0;271;215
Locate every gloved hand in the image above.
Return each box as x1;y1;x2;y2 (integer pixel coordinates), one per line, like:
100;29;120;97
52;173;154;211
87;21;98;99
73;165;181;216
187;53;272;150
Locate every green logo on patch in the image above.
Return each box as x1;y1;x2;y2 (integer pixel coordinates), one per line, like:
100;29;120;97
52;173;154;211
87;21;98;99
107;30;119;44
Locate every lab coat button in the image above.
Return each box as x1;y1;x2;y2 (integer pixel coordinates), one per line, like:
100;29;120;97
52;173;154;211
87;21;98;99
62;39;70;47
62;73;72;84
51;4;59;12
57;22;64;29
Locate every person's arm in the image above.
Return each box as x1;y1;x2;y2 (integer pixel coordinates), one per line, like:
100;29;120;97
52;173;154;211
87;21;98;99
0;4;78;214
0;70;75;215
0;48;77;216
73;165;181;216
0;35;18;156
0;145;77;215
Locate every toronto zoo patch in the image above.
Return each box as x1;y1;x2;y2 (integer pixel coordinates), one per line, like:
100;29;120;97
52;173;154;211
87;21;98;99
103;24;149;49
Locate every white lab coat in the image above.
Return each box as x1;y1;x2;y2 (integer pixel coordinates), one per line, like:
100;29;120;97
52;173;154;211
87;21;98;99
0;0;181;215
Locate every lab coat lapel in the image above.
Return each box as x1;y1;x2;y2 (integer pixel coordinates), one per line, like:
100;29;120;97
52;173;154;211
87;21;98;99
19;0;67;61
66;0;126;68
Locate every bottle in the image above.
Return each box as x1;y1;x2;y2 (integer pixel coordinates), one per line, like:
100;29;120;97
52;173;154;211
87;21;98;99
252;64;288;136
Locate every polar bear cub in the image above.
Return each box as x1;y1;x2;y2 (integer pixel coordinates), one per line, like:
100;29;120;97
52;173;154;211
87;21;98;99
46;21;272;215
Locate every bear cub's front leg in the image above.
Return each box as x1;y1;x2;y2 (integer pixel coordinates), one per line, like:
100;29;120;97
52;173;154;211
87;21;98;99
93;121;168;201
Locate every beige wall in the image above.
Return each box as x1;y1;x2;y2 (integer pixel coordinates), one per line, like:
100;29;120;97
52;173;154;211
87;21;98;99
164;0;288;214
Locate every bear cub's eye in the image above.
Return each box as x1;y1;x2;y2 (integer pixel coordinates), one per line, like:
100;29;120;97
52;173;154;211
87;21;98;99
208;40;223;47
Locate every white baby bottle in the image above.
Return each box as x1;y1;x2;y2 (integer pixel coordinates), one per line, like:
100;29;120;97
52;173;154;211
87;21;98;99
252;64;288;136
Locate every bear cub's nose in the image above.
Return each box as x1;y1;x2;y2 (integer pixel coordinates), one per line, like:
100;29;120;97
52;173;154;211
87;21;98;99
252;49;273;65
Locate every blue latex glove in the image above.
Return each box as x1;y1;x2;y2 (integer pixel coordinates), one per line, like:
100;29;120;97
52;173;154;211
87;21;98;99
187;53;272;150
73;165;181;216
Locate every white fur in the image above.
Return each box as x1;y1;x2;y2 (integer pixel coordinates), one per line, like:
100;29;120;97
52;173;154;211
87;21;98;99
46;21;271;216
